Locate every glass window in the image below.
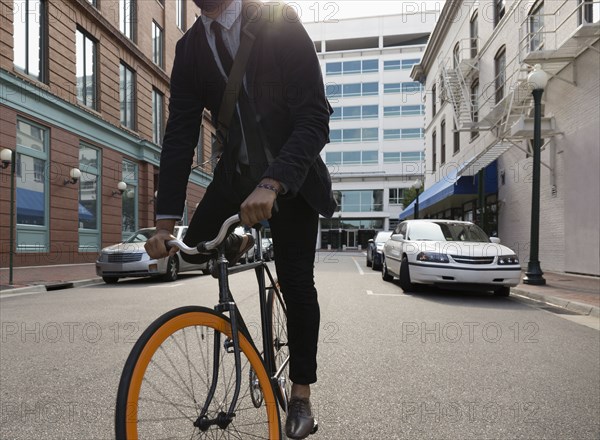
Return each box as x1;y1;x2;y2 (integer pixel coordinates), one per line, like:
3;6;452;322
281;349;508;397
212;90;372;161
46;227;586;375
152;88;164;145
384;106;401;117
362;59;378;73
331;107;342;120
79;145;100;251
383;152;401;163
16;119;49;252
529;2;545;51
470;12;479;58
76;29;97;109
343;83;361;96
361;128;377;141
402;82;422;93
176;0;185;31
471;79;479;139
342;151;360;164
402;128;423;139
343;60;361;74
578;0;598;25
122;160;138;240
440;120;446;165
402;59;420;70
453;43;461;69
326;83;341;98
495;47;506;104
384;60;401;70
389;188;405;205
454;121;460;154
13;0;46;81
119;0;135;40
402;105;424;116
152;21;164;68
384;83;401;94
432;130;437;172
494;0;506;27
362;105;378;118
343;106;361;119
402;151;423;162
432;84;437;116
362;150;378;164
326;62;342;75
343;129;361;142
384;129;401;140
120;63;136;130
340;190;384;212
325;151;341;165
362;82;378;95
330;129;342;143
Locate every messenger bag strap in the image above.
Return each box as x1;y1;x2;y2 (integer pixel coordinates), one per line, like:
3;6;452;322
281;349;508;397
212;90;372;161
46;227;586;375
214;5;265;152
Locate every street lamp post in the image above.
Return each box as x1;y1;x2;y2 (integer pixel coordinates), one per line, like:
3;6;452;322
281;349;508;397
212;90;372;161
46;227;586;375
523;64;548;285
413;178;423;219
1;148;15;286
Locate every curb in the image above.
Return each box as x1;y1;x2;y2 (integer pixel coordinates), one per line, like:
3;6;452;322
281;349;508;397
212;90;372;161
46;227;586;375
511;287;600;318
0;278;103;298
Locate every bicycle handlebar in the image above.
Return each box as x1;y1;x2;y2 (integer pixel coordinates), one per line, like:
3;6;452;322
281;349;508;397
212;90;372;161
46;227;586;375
166;214;240;255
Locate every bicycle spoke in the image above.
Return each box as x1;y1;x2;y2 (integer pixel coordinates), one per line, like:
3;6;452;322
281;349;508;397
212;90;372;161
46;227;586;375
116;308;277;439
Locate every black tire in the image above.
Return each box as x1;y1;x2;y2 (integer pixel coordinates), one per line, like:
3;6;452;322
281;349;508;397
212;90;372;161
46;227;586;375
366;254;372;267
103;276;119;284
162;256;179;282
115;306;280;439
372;254;382;271
399;256;416;292
382;258;393;282
494;286;511;297
266;280;290;412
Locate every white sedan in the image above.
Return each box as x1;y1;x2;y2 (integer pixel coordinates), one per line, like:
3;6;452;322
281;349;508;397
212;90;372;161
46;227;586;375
382;220;521;296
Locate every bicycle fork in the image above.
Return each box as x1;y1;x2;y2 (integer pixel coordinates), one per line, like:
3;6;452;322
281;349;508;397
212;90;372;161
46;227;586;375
194;246;244;431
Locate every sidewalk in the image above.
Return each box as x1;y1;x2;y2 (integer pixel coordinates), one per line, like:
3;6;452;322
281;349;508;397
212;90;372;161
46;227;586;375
1;262;599;317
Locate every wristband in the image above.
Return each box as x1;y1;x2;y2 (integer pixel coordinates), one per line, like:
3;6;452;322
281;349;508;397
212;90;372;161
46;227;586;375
256;183;279;196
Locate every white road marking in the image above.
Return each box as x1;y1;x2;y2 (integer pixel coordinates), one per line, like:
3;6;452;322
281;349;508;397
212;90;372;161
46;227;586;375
366;290;407;297
352;258;364;275
150;282;184;288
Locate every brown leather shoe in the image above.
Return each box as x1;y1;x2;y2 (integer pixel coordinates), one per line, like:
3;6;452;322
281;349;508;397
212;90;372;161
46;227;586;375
285;397;315;439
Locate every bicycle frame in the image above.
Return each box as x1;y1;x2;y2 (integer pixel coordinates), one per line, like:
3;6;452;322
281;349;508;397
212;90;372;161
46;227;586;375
182;223;283;431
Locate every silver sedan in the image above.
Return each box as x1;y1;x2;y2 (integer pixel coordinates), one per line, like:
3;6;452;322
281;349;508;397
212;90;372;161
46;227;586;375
96;226;210;284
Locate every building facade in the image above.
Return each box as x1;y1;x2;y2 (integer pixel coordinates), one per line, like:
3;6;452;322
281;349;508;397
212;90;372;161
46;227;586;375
0;0;214;272
407;0;599;275
304;12;437;250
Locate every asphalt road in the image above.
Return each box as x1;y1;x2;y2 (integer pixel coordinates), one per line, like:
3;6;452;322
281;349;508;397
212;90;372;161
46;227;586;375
1;253;599;439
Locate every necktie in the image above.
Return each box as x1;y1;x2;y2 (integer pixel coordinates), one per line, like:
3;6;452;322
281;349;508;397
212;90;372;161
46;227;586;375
211;21;234;76
211;20;268;184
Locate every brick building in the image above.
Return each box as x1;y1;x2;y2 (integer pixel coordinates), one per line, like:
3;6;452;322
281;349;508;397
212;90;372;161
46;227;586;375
406;0;599;275
0;0;215;271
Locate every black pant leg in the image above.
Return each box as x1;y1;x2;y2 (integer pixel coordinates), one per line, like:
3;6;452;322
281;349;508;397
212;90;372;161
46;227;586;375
180;167;240;264
268;195;320;385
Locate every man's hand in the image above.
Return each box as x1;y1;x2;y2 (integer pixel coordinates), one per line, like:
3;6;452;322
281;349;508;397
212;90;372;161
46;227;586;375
240;178;281;226
145;220;179;259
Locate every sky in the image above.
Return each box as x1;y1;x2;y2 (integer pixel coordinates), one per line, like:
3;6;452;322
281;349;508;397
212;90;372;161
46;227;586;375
296;0;446;22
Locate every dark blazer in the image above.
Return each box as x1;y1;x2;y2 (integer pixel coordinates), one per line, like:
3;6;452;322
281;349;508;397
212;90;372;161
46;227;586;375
157;1;337;218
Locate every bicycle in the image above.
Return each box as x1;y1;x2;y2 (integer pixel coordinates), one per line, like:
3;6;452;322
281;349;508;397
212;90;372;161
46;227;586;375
114;214;301;439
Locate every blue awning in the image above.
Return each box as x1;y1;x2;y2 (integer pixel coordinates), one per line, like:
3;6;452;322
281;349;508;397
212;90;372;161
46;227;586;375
400;161;497;220
16;187;44;218
78;203;94;221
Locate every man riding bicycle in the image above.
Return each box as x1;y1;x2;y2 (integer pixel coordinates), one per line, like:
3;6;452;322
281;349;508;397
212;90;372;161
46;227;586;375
144;1;335;438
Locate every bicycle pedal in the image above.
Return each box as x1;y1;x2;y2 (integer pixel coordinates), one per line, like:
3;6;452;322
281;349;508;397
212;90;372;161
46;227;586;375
224;338;235;353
